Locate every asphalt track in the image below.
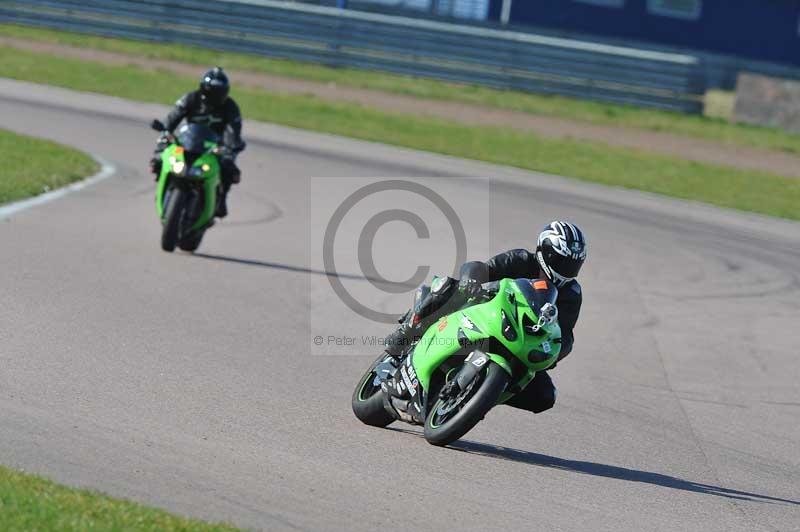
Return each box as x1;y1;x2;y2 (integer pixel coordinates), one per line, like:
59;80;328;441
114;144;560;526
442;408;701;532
1;79;799;532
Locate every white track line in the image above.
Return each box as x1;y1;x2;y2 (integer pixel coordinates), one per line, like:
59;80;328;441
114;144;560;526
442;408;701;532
0;156;116;220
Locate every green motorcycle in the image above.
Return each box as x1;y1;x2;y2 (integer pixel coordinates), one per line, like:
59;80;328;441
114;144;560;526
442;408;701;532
352;276;561;446
151;120;225;252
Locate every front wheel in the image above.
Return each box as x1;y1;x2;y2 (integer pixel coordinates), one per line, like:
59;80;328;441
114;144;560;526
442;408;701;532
178;230;205;252
424;362;509;447
352;354;397;428
161;188;186;252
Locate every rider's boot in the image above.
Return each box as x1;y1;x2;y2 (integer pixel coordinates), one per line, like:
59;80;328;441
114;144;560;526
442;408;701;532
383;321;414;361
216;191;229;218
216;158;241;219
382;283;440;361
216;183;230;218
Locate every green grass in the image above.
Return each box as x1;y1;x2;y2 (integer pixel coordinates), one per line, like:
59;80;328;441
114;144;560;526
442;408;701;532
3;23;800;155
0;128;98;205
0;464;241;531
1;45;798;220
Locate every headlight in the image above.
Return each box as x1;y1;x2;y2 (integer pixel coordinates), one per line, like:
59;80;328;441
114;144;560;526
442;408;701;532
171;160;185;175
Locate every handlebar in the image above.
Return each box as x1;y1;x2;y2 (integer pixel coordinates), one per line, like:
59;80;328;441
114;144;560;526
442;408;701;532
152;119;233;157
212;145;231;157
469;283;498;302
158;132;232;158
159;131;176;144
480;282;498;293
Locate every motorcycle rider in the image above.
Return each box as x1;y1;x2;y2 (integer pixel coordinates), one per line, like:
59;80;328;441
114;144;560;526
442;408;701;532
383;220;587;415
150;67;245;218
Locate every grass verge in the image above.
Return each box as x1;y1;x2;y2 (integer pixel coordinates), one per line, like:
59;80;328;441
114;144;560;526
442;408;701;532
0;128;98;205
0;464;240;531
1;45;798;220
2;23;800;154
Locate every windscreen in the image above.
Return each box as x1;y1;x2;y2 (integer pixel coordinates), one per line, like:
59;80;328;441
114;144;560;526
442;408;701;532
176;123;219;154
514;278;558;317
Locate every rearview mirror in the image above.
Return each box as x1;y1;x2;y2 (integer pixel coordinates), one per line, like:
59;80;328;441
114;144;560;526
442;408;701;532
150;119;166;132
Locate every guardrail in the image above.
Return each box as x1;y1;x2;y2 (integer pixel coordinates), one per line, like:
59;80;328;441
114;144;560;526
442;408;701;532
0;0;705;113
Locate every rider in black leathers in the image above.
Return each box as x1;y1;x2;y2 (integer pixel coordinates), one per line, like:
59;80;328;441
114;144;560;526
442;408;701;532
150;67;245;218
383;221;588;414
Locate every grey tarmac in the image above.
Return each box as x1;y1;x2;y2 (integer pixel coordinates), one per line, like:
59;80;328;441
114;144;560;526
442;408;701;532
0;79;798;532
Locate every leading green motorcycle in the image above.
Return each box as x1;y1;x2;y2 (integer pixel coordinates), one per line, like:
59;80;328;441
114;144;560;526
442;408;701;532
352;276;561;446
151;120;225;252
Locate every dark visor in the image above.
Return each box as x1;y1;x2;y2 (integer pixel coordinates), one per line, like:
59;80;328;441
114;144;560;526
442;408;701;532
548;253;583;279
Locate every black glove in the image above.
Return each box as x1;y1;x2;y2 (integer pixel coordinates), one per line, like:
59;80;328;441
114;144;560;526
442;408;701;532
221;157;241;184
458;277;482;299
149;156;162;179
231;139;246;154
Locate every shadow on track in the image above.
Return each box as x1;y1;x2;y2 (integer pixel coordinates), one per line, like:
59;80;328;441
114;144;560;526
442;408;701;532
387;428;799;506
453;439;800;506
190;252;416;288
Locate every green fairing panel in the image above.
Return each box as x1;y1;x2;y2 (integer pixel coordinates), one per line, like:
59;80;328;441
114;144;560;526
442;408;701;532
410;278;561;395
191;152;221;231
155;144;180;219
155;145;221;231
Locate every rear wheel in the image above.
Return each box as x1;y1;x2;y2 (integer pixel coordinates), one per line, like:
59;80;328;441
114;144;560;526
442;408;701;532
161;188;186;252
423;362;509;447
351;354;397;428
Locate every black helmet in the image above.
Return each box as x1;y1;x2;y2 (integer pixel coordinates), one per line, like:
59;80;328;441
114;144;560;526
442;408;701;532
535;221;587;288
199;67;230;106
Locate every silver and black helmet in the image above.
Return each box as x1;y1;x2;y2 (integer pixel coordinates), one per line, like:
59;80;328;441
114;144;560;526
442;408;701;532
535;221;587;288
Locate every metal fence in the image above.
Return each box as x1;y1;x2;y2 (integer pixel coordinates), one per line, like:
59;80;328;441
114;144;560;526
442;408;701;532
0;0;705;113
349;0;491;20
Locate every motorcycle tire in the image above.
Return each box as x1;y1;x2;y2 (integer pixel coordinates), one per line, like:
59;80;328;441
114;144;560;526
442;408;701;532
161;188;186;252
352;354;397;428
424;362;508;447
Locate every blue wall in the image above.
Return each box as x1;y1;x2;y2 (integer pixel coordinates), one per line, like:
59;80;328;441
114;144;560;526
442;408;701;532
487;0;800;67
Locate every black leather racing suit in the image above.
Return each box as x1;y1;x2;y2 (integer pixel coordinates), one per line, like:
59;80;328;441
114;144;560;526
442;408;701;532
459;248;582;413
388;248;583;414
153;90;246;190
459;248;582;359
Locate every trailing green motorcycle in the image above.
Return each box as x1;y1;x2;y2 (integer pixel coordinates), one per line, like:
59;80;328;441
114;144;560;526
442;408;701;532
352;276;562;446
151;120;225;252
